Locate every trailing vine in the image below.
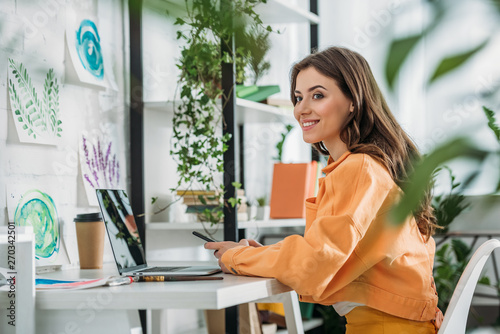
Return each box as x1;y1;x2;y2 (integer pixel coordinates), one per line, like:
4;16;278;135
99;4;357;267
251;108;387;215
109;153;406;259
164;0;271;225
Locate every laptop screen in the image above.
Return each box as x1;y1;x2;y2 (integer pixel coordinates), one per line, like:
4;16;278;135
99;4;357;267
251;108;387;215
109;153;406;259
96;189;147;273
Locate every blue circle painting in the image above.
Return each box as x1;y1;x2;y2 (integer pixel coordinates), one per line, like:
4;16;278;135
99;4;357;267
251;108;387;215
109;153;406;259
76;19;104;79
14;190;60;260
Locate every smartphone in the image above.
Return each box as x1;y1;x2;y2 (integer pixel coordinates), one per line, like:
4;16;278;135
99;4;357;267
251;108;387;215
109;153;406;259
192;231;217;243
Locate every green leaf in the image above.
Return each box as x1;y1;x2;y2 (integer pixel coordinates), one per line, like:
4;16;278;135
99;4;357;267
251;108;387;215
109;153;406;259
228;197;238;208
482;106;500;142
451;239;470;263
429;40;488;84
151;197;158;204
390;137;486;224
478;276;491;285
385;34;422;90
174;18;185;26
198;195;207;205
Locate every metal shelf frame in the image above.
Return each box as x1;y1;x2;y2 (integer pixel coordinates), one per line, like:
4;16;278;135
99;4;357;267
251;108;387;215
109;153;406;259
129;1;319;332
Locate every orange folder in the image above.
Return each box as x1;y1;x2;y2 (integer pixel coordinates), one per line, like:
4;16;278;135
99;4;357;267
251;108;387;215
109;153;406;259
269;161;318;219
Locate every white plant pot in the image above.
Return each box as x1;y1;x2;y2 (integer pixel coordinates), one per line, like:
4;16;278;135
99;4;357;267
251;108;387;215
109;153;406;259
255;206;270;221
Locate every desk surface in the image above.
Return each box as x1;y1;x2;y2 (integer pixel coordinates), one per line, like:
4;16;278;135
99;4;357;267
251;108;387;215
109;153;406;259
34;263;293;311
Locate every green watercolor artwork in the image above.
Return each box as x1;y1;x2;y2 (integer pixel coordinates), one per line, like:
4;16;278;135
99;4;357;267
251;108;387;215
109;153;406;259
14;190;60;260
7;58;62;142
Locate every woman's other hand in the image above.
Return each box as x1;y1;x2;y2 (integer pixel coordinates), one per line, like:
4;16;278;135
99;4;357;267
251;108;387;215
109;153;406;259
204;239;263;273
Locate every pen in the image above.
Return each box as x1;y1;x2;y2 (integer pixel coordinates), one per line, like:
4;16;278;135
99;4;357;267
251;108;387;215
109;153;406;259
107;276;134;286
136;276;223;282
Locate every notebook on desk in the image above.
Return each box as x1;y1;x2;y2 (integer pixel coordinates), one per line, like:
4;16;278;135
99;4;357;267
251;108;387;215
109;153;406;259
95;189;221;277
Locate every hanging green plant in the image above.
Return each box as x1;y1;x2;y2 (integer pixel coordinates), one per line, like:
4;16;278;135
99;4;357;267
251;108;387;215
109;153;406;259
165;0;272;225
273;124;294;162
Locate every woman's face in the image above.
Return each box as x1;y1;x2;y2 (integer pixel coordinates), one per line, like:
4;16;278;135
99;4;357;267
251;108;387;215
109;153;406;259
293;67;353;155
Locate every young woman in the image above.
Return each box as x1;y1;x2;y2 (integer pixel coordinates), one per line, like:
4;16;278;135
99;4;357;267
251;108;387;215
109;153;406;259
205;46;442;333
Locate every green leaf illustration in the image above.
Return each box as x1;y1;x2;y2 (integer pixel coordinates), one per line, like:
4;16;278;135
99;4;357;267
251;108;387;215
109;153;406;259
8;58;62;140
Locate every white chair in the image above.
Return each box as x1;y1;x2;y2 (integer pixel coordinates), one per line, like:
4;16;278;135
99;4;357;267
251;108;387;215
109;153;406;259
438;239;500;334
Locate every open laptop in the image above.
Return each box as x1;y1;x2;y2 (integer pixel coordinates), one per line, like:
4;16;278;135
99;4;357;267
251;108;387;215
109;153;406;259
95;189;221;276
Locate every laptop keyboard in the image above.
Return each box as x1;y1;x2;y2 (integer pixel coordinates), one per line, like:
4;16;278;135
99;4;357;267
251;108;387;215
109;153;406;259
141;266;189;273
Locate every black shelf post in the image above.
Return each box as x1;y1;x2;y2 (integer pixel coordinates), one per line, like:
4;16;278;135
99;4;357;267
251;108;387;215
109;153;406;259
221;1;239;332
129;0;146;332
221;2;238;247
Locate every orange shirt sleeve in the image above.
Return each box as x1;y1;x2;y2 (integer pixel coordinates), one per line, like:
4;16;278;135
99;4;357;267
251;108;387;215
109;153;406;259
221;155;395;300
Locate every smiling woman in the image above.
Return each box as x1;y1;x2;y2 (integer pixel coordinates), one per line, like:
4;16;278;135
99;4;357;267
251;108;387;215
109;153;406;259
205;46;443;334
293;67;354;161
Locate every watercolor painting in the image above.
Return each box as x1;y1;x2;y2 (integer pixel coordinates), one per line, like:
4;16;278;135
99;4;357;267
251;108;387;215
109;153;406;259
7;58;62;145
79;134;121;206
14;189;60;262
65;18;117;90
75;19;104;80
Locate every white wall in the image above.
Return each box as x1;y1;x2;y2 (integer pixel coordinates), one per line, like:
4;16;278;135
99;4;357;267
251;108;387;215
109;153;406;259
318;0;500;196
0;0;129;266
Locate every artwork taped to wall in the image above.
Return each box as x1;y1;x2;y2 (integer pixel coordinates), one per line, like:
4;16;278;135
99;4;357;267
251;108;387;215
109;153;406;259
65;17;117;90
6;187;70;267
7;58;63;145
79;133;121;206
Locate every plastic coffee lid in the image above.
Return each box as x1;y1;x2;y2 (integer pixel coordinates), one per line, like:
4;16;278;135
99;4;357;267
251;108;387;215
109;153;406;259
74;212;102;222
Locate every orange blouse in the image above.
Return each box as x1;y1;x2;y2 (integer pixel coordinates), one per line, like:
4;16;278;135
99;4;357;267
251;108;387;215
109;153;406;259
221;152;438;321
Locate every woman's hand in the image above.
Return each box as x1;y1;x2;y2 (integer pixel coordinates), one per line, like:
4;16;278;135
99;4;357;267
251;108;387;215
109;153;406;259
204;239;263;274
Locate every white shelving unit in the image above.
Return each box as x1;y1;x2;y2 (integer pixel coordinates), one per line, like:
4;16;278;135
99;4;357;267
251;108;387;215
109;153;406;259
145;0;319;24
144;98;293;125
146;218;305;231
141;2;321;332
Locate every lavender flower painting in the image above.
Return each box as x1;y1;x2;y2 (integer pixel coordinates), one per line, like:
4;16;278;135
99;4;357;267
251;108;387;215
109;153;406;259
79;134;121;206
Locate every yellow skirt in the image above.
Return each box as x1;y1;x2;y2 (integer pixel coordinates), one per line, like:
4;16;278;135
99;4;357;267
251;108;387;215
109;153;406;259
345;306;436;334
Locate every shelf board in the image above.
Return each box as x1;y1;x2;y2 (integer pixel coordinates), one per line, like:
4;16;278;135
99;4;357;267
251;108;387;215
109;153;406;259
176;317;323;334
254;0;320;24
144;0;319;24
146;218;305;230
144;99;294;124
236;98;293;124
277;318;324;333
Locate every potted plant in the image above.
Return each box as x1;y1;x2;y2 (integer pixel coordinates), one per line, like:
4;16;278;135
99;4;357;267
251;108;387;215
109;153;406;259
150;0;273;225
234;25;280;103
255;195;269;221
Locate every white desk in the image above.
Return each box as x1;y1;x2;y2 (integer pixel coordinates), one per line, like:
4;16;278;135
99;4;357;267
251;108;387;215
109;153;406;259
29;264;304;334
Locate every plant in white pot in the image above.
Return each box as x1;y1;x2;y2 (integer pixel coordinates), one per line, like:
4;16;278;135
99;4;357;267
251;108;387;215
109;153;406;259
255;195;270;221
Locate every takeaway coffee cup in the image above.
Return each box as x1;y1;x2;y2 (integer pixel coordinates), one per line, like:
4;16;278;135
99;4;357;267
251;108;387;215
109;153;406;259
74;212;105;269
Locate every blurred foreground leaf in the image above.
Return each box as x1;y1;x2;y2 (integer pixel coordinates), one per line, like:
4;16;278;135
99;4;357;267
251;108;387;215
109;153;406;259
428;40;488;84
483;106;500;142
390;137;486;224
385;34;422;90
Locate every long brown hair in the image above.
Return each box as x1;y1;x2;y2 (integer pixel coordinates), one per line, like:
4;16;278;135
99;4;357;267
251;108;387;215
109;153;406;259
290;46;438;238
